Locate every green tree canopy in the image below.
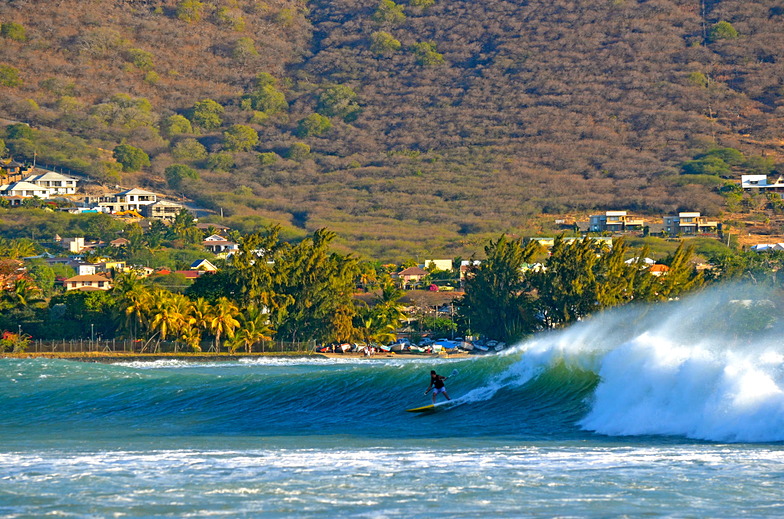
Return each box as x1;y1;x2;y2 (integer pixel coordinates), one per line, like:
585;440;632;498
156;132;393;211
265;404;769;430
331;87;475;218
370;31;402;55
412;41;445;66
287;142;311;161
709;21;739;42
296;113;332;137
372;0;406;25
317;85;360;122
244;84;287;115
458;236;540;342
223;124;259;152
0;64;22;87
164;164;199;188
171;138;208;162
189;99;224;131
161;114;193;137
176;0;205;23
113;144;150;172
1;22;27;42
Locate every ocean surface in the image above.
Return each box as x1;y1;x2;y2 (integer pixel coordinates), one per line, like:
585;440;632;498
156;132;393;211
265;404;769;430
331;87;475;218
3;285;784;517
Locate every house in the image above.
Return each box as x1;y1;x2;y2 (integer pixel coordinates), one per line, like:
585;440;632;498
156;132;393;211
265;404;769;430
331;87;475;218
394;266;429;286
649;264;670;277
588;211;645;233
64;274;113;291
57;237;86;253
421;259;453;271
98;188;158;214
110;237;130;247
202;234;238;254
741;175;784;192
663;212;718;235
141;199;186;220
0;181;51;200
23;171;79;195
0;159;34;183
190;259;218;271
750;243;784;252
75;260;126;276
174;270;206;280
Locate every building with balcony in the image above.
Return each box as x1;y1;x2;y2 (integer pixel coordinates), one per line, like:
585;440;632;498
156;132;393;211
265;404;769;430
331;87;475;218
588;211;645;233
663;212;719;235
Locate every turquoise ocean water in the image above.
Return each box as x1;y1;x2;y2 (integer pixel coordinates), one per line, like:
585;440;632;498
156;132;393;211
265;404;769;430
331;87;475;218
3;286;784;517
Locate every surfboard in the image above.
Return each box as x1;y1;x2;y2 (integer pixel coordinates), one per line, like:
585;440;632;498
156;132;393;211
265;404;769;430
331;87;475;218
405;404;437;413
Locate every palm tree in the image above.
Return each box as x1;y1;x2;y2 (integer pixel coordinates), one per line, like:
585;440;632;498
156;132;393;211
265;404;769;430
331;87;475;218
150;290;193;351
230;305;274;353
208;297;240;353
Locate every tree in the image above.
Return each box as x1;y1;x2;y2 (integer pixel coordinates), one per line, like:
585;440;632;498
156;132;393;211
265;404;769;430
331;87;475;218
681;156;731;176
164;164;199;188
317;85;360;122
229;305;274;353
1;22;26;42
208;297;240;352
176;0;205;23
161;115;193;137
223;124;259;152
458;236;540;342
370;31;402;56
412;42;445;66
287;142;310;161
373;0;406;25
171;138;208;162
232;37;259;63
5;123;33;140
709;21;739;42
296;114;332;137
189;99;224;131
113;144;150;172
0;65;22;87
244;84;287;115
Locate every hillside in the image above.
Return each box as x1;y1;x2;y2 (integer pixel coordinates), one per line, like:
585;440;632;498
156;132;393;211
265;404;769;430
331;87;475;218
1;0;783;259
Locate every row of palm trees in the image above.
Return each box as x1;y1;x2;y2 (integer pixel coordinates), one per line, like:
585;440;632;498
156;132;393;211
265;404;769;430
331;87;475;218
115;273;273;353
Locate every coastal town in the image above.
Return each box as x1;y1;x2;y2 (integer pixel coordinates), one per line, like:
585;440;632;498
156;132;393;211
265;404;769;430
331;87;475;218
2;157;782;357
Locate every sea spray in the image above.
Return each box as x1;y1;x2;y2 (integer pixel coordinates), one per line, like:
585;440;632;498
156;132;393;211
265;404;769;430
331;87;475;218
475;283;784;442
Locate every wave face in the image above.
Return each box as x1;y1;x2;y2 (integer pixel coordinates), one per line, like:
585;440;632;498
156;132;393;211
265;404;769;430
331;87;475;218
3;284;784;443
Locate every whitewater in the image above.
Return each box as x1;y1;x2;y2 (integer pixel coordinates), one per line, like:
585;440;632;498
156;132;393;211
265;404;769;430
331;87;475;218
2;284;784;517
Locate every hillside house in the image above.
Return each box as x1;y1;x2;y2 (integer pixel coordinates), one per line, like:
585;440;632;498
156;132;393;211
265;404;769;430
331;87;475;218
588;211;644;232
142;199;185;220
741;175;784;193
394;266;429;286
64;274;113;291
663;212;718;235
24;171;79;195
0;181;51;201
0;160;33;183
99;188;158;213
202;234;238;254
190;259;218;271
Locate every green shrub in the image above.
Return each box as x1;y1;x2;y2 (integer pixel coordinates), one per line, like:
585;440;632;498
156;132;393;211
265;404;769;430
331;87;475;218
296;113;332;137
0;64;22;87
0;22;26;42
709;21;739;42
113;144;150;172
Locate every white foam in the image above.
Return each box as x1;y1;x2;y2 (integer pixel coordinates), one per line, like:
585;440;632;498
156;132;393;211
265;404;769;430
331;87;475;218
471;284;784;442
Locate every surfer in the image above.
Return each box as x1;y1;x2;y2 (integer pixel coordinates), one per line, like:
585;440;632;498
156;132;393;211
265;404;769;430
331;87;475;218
425;370;451;404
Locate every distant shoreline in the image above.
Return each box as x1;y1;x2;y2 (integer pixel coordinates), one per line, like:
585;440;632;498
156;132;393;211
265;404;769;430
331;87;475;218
0;351;468;363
